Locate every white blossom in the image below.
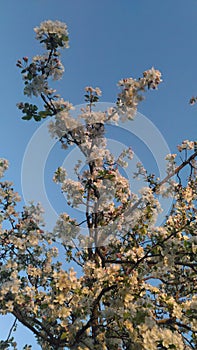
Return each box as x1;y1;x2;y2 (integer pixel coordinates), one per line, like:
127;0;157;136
0;158;9;178
34;20;69;49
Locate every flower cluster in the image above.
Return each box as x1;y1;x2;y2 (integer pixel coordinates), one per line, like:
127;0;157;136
53;213;80;242
17;21;70;122
84;86;102;96
117;67;162;120
33;54;65;80
48;108;81;147
165;153;177;174
177;139;195;152
143;67;162;89
140;324;185;350
61;179;85;207
116;147;134;167
0;158;9;178
34;20;69;49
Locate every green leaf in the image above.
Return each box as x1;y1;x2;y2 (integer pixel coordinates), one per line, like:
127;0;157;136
33;115;42;122
38;111;49;119
60;332;68;340
26;73;33;80
22;115;32;121
62;34;69;42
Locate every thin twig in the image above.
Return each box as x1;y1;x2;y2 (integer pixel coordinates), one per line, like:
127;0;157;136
6;317;17;342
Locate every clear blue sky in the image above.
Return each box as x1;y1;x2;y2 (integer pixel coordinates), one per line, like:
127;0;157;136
1;0;197;348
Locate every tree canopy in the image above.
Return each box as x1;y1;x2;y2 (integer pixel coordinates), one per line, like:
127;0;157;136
0;20;197;350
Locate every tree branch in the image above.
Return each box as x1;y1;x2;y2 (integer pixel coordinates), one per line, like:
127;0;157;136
70;285;116;347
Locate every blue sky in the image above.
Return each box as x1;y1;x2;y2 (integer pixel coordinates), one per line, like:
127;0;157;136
1;0;197;348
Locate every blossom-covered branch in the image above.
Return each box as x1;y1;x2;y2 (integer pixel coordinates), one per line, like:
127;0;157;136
0;20;196;350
